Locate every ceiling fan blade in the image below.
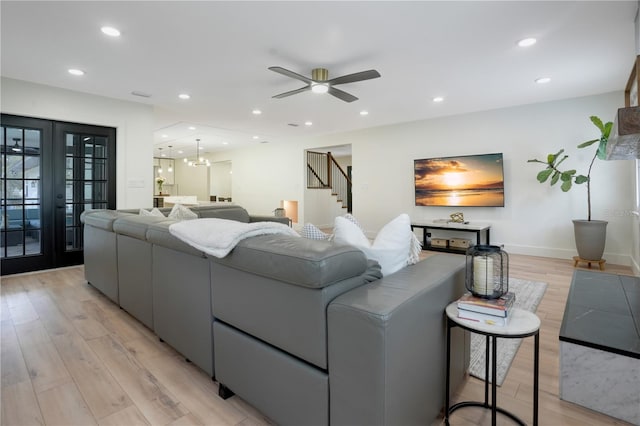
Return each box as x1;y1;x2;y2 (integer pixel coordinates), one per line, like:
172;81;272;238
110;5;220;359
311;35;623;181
268;66;313;84
272;86;311;99
328;86;358;103
327;69;381;86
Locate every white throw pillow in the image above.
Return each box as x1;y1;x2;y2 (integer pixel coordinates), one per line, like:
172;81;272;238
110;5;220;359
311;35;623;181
168;204;198;221
139;208;165;217
333;216;371;247
333;213;420;276
301;223;331;240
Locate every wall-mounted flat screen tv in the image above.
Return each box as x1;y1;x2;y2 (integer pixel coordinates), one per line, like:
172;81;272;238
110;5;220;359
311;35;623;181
414;153;505;207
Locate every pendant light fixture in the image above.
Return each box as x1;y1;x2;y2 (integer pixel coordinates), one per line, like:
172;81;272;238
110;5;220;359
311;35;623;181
168;146;173;172
157;148;163;173
186;139;210;167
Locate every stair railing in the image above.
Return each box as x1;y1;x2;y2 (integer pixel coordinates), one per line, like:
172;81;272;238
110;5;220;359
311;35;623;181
307;150;352;211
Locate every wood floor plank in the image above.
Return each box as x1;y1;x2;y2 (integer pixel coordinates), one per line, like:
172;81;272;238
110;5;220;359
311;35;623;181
1;321;30;387
37;381;98;426
167;412;205;426
8;299;39;325
88;334;189;425
1;380;45;426
97;405;151;426
51;332;133;419
144;354;247;426
20;340;73;394
28;294;76;337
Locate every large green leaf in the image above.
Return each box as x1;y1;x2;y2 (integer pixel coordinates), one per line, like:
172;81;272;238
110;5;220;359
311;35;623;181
578;139;598;148
603;121;612;138
561;180;572;192
550;171;560;185
575;175;588;184
537;169;553;183
590;116;604;132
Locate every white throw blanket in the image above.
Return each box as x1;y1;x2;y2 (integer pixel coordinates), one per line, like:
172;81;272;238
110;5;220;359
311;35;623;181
169;218;299;258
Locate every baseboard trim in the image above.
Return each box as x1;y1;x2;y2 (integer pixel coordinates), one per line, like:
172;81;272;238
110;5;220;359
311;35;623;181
501;243;632;268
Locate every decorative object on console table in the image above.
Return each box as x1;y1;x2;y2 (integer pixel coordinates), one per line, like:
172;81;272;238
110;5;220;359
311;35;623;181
465;245;509;299
449;212;464;223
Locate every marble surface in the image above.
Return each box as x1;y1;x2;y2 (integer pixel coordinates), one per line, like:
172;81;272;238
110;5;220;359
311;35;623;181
446;304;540;336
560;341;640;425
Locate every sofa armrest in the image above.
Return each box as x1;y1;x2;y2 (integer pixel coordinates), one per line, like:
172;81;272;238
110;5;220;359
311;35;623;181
249;215;291;226
327;254;470;426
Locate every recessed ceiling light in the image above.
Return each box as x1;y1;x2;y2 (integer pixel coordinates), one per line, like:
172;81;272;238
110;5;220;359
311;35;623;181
68;68;85;76
177;150;183;154
179;93;190;100
535;77;551;84
188;126;196;130
304;121;313;126
101;26;121;37
222;142;229;145
253;135;259;140
252;109;262;115
360;110;369;116
161;134;168;138
517;37;537;47
433;97;444;103
161;153;166;157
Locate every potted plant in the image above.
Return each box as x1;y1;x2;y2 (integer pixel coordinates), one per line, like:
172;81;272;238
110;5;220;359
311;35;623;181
527;116;612;261
155;176;166;195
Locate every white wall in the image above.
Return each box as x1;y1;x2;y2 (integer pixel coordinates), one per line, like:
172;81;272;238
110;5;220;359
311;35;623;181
208;142;304;217
174;159;209;201
1;77;154;209
303;91;634;266
210;161;232;198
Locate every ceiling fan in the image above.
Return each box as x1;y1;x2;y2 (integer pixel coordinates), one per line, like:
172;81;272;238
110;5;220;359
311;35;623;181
268;66;381;103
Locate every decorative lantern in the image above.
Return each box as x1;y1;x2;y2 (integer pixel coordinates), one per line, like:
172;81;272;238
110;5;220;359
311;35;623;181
465;245;509;299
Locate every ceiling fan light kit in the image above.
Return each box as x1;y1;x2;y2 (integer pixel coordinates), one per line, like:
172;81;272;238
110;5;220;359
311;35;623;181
269;66;380;103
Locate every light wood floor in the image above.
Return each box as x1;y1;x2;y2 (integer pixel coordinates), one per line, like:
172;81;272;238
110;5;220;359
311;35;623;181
0;255;635;426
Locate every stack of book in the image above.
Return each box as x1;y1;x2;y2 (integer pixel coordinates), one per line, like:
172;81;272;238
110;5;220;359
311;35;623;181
456;291;516;326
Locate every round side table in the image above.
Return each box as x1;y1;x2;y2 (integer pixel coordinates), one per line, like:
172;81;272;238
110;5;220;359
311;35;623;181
444;303;541;426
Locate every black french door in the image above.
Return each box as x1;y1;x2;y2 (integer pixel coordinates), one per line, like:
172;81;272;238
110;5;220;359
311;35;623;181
1;114;116;275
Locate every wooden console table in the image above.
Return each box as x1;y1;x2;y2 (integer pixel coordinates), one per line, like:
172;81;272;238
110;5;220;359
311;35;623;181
411;221;491;254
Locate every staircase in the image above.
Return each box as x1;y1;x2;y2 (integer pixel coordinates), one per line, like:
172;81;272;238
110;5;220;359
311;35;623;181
307;151;352;213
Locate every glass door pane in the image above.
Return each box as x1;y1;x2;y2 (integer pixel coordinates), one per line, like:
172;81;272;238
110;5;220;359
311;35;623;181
1;126;43;258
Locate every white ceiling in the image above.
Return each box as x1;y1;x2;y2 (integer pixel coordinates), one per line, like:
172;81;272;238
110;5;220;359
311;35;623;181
1;1;637;159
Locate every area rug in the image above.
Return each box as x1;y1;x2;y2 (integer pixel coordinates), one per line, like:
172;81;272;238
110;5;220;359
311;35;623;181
468;277;547;386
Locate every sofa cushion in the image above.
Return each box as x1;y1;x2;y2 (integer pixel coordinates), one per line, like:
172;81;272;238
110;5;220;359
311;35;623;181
81;210;134;231
212;234;374;289
196;205;251;222
145;221;206;257
113;215;173;240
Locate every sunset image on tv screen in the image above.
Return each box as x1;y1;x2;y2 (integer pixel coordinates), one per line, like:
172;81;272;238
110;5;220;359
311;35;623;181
414;153;504;207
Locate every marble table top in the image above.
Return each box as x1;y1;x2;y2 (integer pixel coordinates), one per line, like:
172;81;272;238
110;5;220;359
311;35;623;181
446;303;540;336
559;270;640;359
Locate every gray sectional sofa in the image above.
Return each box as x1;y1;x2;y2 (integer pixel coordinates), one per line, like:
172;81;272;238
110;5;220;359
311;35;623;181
82;204;470;426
